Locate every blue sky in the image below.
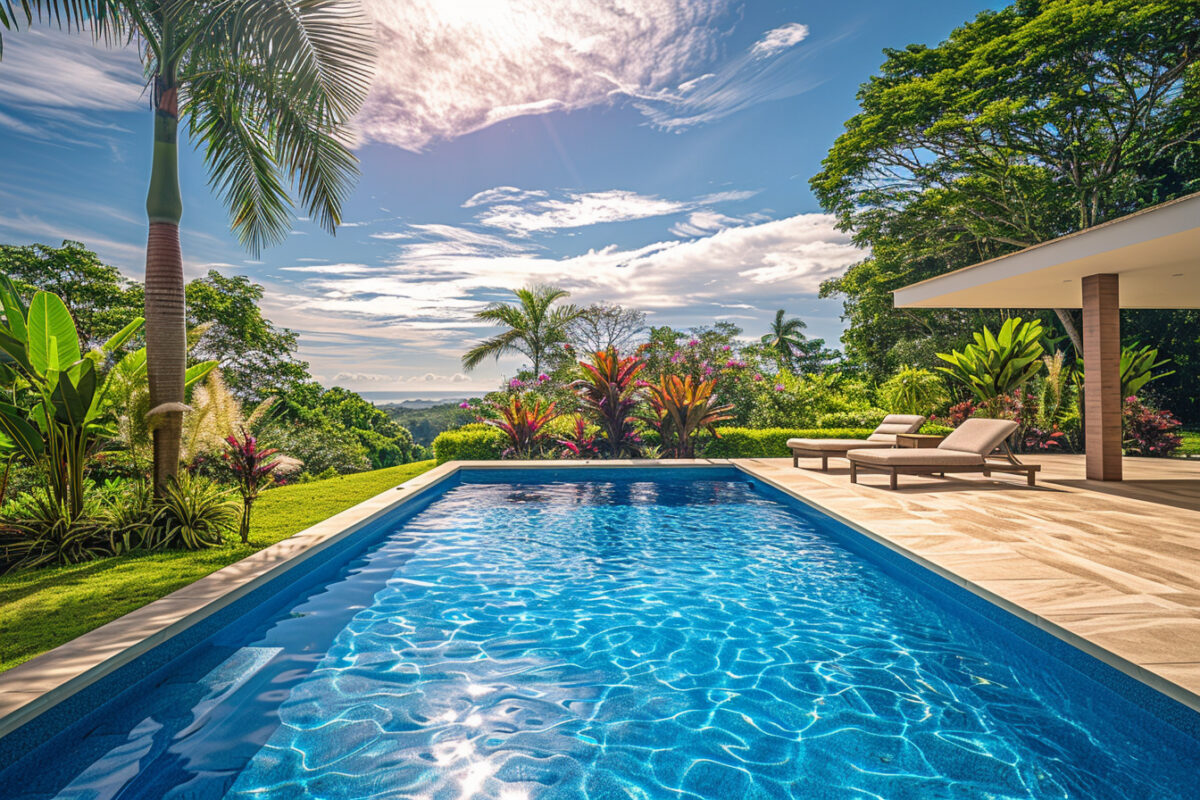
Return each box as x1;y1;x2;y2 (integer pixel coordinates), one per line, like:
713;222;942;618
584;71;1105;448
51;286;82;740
0;0;995;396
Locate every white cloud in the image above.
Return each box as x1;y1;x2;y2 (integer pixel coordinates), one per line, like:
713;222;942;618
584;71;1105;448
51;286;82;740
406;372;472;384
280;263;382;275
467;186;757;235
751;23;810;58
669;209;741;237
333;371;389;382
293;212;861;326
357;0;814;150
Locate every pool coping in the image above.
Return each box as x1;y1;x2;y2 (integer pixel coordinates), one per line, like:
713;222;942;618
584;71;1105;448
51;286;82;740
0;458;1196;743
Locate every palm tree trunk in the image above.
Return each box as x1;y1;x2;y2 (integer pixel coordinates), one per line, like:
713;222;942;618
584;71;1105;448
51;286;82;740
145;77;187;494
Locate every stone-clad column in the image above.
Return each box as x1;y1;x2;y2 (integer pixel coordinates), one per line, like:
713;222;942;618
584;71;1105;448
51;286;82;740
1082;274;1122;481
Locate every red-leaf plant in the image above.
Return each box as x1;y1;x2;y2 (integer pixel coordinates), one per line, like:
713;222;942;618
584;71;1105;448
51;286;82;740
222;427;281;543
488;395;557;459
571;348;646;458
557;417;604;459
641;375;734;458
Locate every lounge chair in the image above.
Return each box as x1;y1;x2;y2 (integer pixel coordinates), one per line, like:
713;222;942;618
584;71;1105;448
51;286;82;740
846;418;1040;489
787;414;927;470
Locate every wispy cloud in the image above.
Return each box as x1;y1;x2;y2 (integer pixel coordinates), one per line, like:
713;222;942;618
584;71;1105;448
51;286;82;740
466;187;757;235
356;0;813;151
292;212;860;329
751;23;810;58
0;27;144;138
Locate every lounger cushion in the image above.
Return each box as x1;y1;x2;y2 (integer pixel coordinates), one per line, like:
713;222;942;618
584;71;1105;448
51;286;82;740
866;414;927;443
846;448;985;466
938;418;1018;455
787;438;895;451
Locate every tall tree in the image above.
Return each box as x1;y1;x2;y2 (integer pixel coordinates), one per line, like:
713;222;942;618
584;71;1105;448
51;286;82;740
569;303;647;355
813;0;1200;375
761;310;807;371
462;285;582;377
0;241;143;349
0;2;375;492
186;271;308;401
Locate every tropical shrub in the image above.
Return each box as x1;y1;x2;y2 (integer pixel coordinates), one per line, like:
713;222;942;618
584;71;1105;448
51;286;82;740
1122;397;1183;457
432;424;506;463
936;317;1045;408
815;408;888;429
557;418;604;459
642;376;733;458
256;418;372;476
0;281;142;521
148;473;237;550
571;349;645;458
487;396;558;458
746;371;874;428
879;367;949;415
1076;344;1175;402
223;429;281;544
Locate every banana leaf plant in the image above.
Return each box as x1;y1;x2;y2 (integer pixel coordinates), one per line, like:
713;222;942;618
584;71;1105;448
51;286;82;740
641;375;733;458
936;317;1045;411
1077;343;1174;400
571;349;645;458
0;277;215;522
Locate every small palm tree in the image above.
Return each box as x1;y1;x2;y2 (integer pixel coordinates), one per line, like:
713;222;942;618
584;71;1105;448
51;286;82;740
761;309;808;371
1;2;375;492
462;285;582;377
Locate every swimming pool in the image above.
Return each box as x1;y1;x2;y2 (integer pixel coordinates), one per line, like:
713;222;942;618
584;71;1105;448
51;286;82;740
0;467;1196;799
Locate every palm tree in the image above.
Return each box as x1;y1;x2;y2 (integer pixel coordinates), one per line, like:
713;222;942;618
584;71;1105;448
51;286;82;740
1;2;375;492
761;309;809;371
462;285;582;377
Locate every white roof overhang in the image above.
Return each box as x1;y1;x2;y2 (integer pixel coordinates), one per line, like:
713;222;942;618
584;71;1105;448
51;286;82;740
893;192;1200;309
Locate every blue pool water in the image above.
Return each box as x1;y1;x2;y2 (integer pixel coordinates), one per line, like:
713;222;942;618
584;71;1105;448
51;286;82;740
1;469;1197;799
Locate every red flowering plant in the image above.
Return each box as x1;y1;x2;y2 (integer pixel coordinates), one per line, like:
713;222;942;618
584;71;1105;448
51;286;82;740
222;428;282;544
1122;396;1183;456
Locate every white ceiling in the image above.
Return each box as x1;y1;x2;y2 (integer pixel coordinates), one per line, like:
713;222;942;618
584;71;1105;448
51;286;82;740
893;193;1200;309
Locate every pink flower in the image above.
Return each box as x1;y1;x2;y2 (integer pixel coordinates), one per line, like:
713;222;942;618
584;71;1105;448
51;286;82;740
509;378;524;389
635;379;650;387
722;345;731;352
670;351;682;364
688;338;700;347
537;373;549;383
774;384;785;392
458;401;471;409
753;373;763;381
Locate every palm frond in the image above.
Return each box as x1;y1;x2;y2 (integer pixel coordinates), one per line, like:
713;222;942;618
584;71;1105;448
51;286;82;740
0;1;127;58
462;329;525;371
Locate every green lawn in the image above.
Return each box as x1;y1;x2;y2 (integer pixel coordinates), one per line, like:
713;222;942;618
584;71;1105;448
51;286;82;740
1179;431;1200;457
0;460;436;673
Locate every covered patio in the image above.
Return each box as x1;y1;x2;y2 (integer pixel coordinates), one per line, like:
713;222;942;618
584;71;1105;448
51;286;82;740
893;191;1200;481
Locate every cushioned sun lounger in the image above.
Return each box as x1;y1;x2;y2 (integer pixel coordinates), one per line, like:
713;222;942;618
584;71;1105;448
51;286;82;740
787;414;927;470
846;418;1040;489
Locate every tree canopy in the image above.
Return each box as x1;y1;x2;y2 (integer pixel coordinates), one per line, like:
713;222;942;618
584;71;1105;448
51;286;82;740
813;0;1200;395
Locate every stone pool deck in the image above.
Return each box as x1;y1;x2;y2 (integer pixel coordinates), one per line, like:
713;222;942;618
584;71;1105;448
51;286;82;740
735;453;1200;711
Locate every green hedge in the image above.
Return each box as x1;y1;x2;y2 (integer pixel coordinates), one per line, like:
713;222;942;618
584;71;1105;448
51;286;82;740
704;424;954;458
432;424;505;464
432;422;958;463
704;428;873;458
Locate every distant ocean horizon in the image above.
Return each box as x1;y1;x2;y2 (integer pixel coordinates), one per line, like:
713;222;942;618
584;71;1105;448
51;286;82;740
357;389;475;405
